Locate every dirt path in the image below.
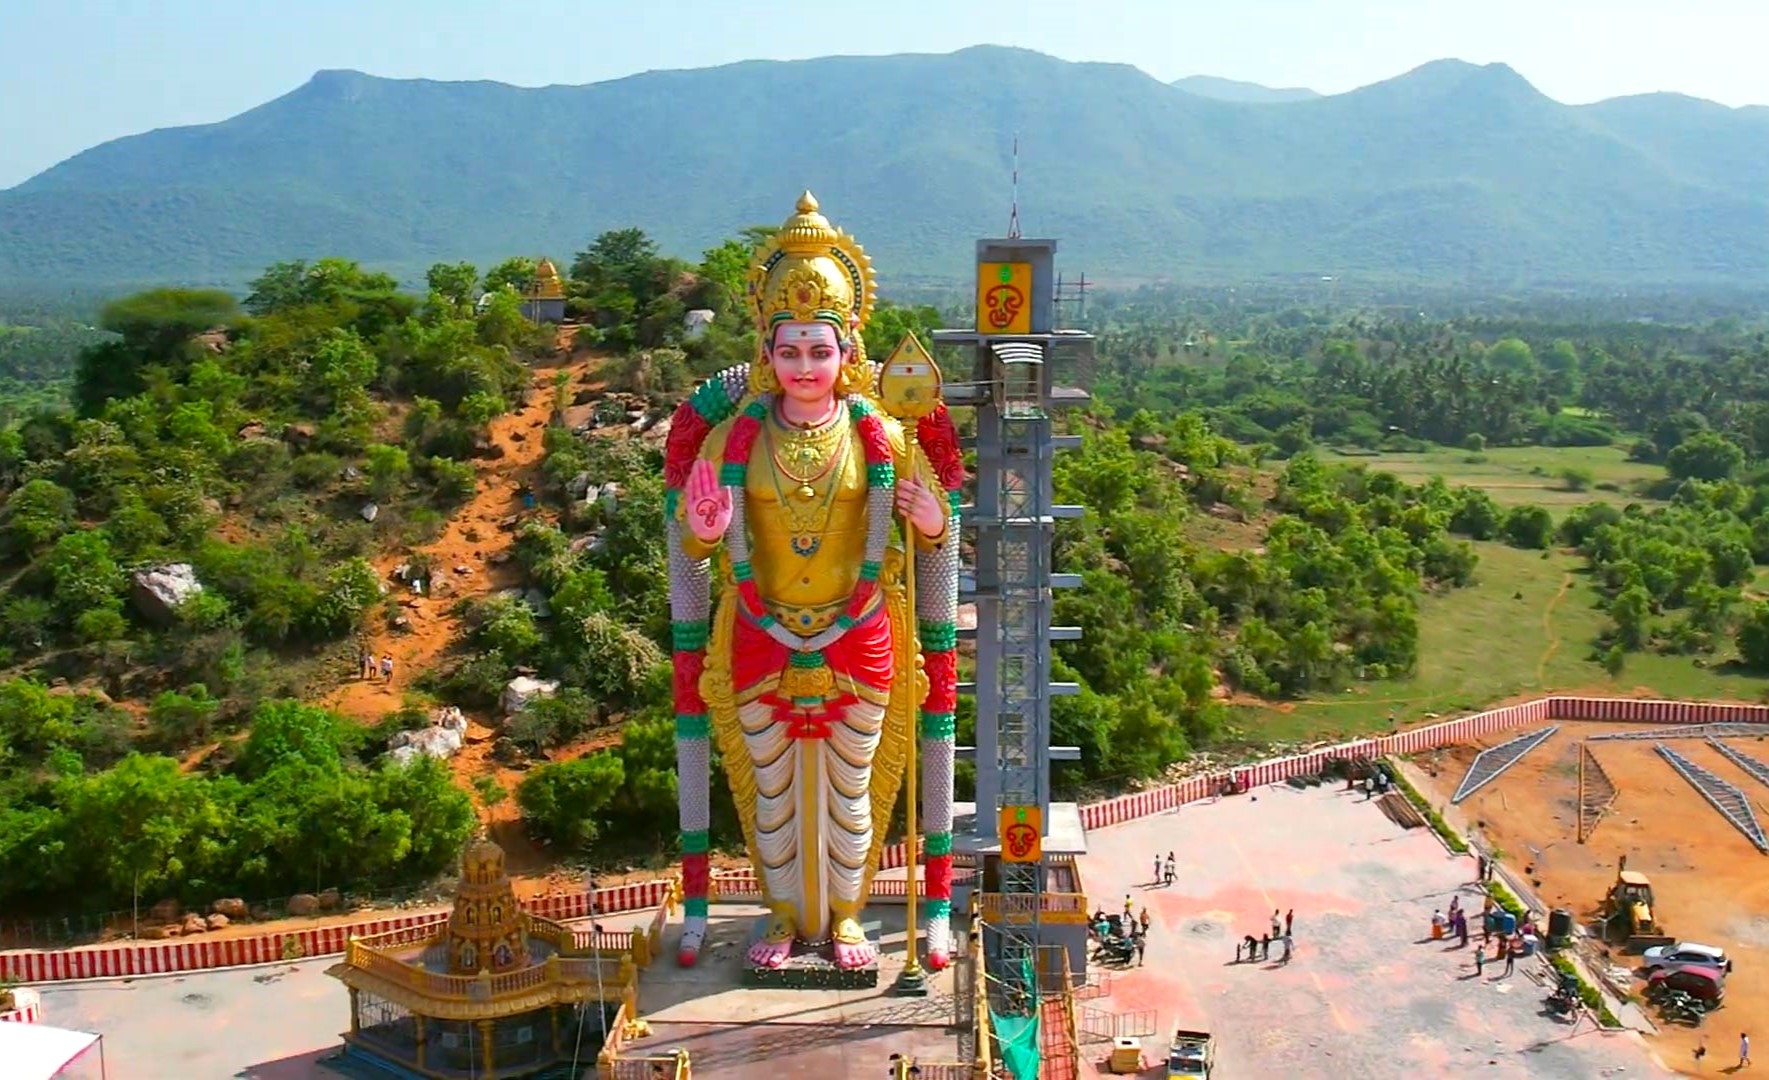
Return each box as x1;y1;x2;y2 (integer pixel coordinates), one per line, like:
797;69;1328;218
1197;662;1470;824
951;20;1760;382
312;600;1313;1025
322;360;588;724
1535;571;1574;683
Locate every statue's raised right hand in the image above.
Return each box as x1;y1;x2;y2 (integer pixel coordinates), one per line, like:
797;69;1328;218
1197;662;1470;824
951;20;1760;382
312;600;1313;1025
685;458;733;544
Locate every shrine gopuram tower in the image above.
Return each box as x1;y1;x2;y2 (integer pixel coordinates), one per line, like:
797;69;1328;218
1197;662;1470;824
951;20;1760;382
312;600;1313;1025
934;236;1095;1015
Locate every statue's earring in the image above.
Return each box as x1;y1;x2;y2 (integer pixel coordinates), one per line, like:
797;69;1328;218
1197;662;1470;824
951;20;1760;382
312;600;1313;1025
751;357;782;395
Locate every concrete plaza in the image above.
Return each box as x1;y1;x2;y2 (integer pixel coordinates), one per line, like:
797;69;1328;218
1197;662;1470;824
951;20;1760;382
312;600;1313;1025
1071;782;1672;1079
37;954;346;1078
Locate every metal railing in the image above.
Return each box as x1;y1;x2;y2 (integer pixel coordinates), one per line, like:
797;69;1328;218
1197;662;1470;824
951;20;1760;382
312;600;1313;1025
978;891;1089;924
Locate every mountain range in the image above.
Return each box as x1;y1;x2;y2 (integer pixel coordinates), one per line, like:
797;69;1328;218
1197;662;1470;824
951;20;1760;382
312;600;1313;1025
3;46;1768;289
1170;75;1320;103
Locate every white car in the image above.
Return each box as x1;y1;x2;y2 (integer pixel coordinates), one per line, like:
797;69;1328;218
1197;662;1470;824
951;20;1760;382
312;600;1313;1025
1642;942;1732;974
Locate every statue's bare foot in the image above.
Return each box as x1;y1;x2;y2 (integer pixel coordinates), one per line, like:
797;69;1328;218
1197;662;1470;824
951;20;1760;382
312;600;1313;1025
924;917;953;971
747;914;794;968
677;915;707;967
832;917;876;969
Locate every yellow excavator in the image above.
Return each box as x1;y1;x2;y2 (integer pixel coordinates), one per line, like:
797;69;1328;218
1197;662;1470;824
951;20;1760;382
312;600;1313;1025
1601;856;1673;951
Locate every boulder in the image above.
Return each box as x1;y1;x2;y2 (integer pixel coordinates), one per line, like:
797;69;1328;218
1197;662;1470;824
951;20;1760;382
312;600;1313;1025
595;482;623;514
359;502;380;523
435;705;468;733
388;725;464;764
287;893;320;917
181;913;208;935
523;588;553;619
132;565;203;625
146;924;182;940
566;472;595;499
211;897;249;919
502;675;560;716
318;888;341;911
205;913;230;931
282;423;315;448
148;897;181;923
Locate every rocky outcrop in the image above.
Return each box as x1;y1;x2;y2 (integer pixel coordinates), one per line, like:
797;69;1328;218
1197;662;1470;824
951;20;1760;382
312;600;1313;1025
148;897;181;923
132;565;203;625
502;675;560;716
286;893;320;916
387;706;469;764
211;897;248;919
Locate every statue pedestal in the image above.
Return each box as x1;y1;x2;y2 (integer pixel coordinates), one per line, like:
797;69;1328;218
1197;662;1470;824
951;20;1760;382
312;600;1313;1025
741;918;880;990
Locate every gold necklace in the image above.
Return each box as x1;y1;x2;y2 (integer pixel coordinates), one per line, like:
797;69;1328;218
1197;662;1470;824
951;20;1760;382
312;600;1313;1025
764;421;849;554
770;410;848;498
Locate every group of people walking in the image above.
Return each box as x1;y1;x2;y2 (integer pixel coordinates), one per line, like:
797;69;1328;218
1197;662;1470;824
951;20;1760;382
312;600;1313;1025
1235;908;1295;964
360;649;395;683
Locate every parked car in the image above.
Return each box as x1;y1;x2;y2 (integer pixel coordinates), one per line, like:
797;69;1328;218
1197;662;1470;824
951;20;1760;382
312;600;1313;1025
1643;942;1732;975
1646;965;1725;1009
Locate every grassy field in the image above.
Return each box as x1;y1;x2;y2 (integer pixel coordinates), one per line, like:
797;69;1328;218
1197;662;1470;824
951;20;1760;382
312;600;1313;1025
1323;444;1665;510
1227;541;1769;744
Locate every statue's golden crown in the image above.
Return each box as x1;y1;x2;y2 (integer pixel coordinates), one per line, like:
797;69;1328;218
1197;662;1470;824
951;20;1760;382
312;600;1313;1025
748;191;876;335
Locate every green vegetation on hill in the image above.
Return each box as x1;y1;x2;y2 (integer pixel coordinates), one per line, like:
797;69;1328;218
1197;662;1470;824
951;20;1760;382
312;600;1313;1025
4;48;1769;287
7;207;1769;920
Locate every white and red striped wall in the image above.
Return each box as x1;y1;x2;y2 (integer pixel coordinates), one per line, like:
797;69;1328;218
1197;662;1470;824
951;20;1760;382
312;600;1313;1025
0;881;674;985
7;695;1766;985
0;987;41;1023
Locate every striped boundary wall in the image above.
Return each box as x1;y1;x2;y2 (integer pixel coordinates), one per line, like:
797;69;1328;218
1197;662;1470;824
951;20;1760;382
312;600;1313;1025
1076;695;1769;830
0;987;41;1023
0;880;673;986
9;696;1769;986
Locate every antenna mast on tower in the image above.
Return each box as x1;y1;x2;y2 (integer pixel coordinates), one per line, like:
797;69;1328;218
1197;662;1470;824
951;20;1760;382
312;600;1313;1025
1007;134;1022;240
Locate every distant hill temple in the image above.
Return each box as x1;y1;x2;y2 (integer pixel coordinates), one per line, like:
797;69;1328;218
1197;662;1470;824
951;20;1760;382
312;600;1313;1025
521;258;567;324
328;837;625;1077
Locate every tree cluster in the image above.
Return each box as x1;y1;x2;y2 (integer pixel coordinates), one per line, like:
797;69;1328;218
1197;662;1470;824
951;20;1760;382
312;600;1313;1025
0;695;474;913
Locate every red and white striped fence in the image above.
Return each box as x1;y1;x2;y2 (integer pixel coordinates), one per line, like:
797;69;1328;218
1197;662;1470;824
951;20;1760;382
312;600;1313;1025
1078;695;1769;829
0;881;674;985
8;695;1766;985
0;987;41;1024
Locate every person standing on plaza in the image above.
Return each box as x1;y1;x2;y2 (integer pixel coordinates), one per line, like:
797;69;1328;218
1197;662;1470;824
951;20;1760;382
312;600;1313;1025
1271;910;1282;940
1284;908;1294;936
1164;853;1176;886
1501;938;1515;977
1280;932;1293;963
1474;943;1486;977
1259;932;1271;961
1153;854;1162;884
1134;934;1146;966
1740;1032;1751;1068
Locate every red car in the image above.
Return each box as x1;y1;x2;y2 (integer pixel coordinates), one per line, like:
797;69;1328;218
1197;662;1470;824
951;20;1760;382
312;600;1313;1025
1647;964;1725;1008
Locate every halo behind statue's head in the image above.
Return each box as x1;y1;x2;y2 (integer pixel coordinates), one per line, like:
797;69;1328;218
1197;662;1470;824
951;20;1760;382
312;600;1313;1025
748;190;876;350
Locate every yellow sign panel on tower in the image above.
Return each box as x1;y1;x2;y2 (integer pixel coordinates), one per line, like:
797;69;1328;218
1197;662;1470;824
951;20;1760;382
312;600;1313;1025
999;804;1043;863
977;262;1032;335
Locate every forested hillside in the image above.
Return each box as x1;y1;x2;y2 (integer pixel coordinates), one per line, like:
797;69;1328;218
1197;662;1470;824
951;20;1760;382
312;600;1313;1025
4;220;1769;930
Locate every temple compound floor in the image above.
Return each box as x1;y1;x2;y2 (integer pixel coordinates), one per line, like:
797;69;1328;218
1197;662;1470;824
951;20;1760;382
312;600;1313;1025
1074;783;1674;1079
31;784;1681;1078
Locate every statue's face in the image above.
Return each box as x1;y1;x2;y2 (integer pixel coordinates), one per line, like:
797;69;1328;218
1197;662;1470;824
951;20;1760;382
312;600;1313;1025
768;321;844;404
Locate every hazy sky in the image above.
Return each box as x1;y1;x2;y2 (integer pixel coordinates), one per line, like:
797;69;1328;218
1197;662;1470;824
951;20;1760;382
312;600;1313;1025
2;0;1764;189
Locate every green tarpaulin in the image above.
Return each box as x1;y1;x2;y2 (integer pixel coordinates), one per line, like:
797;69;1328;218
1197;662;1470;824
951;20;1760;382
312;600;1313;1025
988;954;1041;1080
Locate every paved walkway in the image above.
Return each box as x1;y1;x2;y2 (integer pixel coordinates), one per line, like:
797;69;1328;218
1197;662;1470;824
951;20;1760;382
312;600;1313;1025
1071;782;1671;1079
37;955;345;1078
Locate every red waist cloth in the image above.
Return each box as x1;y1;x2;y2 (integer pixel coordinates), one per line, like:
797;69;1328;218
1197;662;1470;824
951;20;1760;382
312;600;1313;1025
731;605;894;739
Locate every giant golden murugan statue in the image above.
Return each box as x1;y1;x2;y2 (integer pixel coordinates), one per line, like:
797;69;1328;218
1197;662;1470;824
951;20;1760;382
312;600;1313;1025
664;193;963;972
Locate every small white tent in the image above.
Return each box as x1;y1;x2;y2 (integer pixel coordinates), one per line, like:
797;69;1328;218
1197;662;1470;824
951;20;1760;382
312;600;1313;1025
0;1022;106;1079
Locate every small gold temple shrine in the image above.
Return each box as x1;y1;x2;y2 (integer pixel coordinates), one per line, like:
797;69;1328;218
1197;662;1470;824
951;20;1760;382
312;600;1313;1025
328;837;629;1078
520;257;567;324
